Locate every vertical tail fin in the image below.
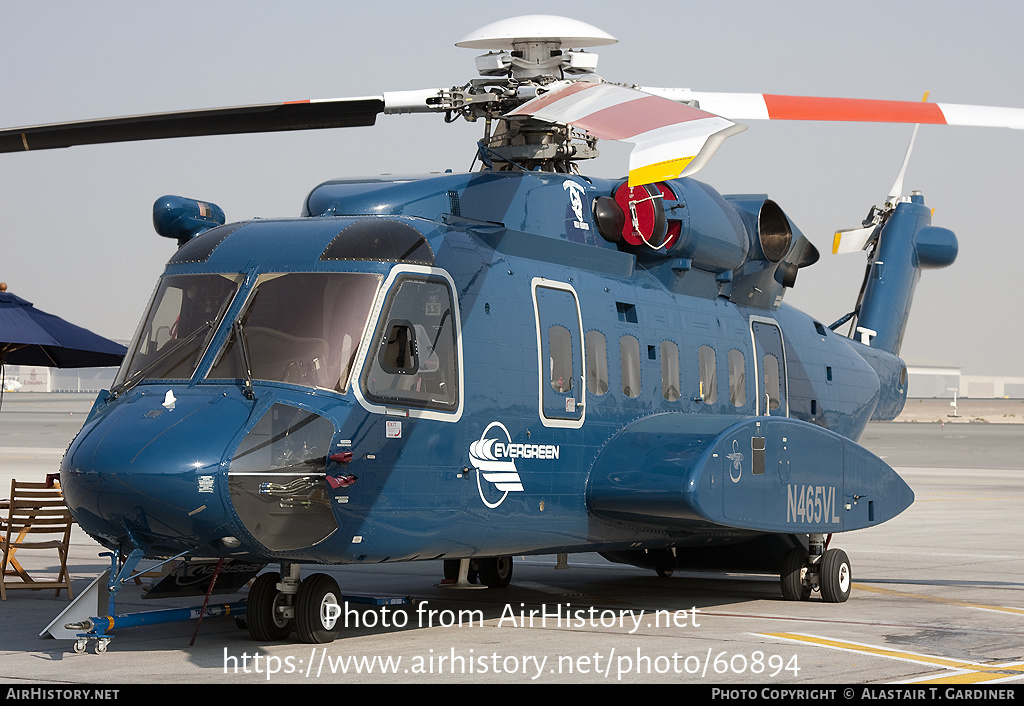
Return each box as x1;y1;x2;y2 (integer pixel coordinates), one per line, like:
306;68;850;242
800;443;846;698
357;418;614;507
853;193;957;354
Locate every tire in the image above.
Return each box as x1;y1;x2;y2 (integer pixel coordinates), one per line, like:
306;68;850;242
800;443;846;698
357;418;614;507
476;556;513;588
295;573;343;644
819;549;852;603
443;559;478;583
780;548;811;601
248;572;292;641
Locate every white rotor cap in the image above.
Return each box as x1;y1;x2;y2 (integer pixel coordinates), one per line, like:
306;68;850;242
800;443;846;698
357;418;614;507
456;16;617;50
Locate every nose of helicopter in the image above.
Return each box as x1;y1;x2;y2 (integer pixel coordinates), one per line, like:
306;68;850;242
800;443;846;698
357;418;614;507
60;387;255;556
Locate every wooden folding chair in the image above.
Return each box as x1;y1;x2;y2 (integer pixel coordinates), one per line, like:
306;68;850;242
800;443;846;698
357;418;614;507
1;480;74;600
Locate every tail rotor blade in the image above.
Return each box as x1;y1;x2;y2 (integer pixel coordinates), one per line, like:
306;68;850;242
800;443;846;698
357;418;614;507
888;123;920;204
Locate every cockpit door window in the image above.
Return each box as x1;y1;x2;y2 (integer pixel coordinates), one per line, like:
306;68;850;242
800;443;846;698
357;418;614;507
361;274;460;414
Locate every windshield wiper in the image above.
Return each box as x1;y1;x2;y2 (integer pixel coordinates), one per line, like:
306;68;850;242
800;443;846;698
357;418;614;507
108;321;213;400
233;320;256;400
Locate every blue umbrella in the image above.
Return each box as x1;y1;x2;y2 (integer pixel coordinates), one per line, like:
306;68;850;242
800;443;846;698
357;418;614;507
0;287;126;368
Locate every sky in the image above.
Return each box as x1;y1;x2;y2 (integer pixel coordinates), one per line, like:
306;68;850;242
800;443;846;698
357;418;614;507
1;0;1022;375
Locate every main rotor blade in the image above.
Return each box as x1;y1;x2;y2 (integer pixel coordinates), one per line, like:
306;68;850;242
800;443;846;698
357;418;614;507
0;97;386;153
638;88;1024;129
508;82;745;185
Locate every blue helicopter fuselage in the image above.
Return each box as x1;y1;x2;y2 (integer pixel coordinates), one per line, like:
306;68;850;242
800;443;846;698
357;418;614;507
60;170;917;571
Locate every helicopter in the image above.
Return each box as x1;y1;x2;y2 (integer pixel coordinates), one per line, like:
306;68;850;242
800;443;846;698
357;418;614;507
3;14;1022;649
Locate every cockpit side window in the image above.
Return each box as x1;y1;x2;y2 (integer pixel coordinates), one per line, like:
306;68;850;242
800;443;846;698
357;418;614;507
362;276;459;411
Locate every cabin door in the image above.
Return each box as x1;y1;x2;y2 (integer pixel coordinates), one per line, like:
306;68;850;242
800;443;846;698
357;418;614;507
532;279;585;428
751;319;788;416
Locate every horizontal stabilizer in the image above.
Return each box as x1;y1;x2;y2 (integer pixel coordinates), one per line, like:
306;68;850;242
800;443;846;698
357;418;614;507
586;414;913;534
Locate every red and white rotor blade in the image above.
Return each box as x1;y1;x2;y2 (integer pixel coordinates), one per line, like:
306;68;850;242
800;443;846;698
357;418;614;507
507;82;746;186
639;88;1024;129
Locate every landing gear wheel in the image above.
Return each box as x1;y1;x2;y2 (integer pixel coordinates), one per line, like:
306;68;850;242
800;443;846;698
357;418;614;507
443;559;478;584
780;548;811;601
477;556;513;588
248;572;292;641
295;573;342;644
655;567;674;578
820;549;852;603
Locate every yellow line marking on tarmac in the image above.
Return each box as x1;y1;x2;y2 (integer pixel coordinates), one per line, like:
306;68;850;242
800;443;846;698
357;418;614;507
762;632;1024;684
853;583;1024;615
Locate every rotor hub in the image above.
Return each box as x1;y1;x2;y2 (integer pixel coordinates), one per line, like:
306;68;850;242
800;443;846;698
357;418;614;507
457;15;616;81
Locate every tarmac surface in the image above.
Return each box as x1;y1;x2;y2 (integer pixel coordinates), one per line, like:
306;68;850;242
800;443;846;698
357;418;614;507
1;393;1023;687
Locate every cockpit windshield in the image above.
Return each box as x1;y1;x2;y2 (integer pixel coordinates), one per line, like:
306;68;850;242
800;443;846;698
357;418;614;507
208;272;382;392
112;273;240;393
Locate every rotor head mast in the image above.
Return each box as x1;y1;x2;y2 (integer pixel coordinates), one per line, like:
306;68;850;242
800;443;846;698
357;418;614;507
443;16;618;173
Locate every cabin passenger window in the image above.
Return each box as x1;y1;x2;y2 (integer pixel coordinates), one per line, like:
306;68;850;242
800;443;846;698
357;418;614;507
585;330;609;395
763;353;782;411
698;345;717;404
729;349;746;407
548;325;574;393
620;335;641;398
660;341;680;401
363;276;459;411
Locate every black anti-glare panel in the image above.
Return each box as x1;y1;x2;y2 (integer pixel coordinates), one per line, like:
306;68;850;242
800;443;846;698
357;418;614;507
320;219;435;265
167;222;247;264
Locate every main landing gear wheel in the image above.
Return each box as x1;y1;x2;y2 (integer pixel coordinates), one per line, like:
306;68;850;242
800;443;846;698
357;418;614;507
819;548;852;603
780;548;811;601
444;557;513;588
295;572;343;644
247;572;293;641
477;556;513;588
443;559;478;584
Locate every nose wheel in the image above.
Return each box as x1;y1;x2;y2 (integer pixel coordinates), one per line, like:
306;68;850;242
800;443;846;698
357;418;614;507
780;548;811;601
245;566;349;644
819;548;852;603
294;573;342;644
247;572;294;641
779;536;851;603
